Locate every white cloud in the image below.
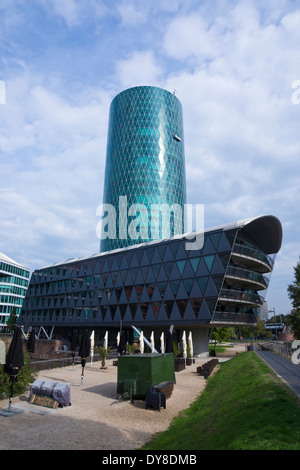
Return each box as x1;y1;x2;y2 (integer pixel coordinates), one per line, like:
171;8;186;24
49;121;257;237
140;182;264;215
117;1;148;25
40;0;81;27
0;70;113;270
115;50;163;89
164;14;219;61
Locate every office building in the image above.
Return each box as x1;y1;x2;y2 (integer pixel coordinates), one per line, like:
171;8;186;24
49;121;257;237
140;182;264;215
0;252;30;329
17;86;283;354
100;86;186;253
19;215;282;354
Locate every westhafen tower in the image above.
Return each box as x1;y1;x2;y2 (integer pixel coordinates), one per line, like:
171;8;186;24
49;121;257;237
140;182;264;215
100;86;187;253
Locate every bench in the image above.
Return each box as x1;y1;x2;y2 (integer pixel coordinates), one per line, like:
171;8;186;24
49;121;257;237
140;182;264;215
197;359;219;378
154;381;174;400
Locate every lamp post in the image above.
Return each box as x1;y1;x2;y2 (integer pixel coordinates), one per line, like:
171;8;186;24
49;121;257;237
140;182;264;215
268;308;278;342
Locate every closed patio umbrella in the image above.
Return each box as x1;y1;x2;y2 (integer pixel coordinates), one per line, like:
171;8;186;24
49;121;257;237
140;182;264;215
90;331;95;366
188;331;193;359
104;330;108;350
2;327;24;414
118;331;126;355
79;330;90;385
165;331;173;354
150;331;155;353
160;332;165;354
139;331;144;354
26;328;36;354
182;331;187;360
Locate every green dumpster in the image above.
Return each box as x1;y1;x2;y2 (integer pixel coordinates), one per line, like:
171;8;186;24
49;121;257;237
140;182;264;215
117;353;175;398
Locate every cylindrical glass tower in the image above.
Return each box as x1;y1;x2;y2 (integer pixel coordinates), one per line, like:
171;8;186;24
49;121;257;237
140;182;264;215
100;86;187;252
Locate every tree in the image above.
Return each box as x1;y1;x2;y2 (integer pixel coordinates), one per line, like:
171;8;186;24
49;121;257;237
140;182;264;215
95;345;111;369
211;327;230;354
287;260;300;339
6;307;18;333
254;319;267;339
0;347;37;398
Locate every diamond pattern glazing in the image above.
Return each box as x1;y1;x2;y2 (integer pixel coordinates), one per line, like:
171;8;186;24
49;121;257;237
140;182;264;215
100;86;186;252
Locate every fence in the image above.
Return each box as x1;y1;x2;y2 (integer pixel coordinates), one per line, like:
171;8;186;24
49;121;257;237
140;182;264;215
29;354;101;372
258;341;293;361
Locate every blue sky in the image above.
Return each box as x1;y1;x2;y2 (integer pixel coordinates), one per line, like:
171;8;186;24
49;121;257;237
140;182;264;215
0;0;299;317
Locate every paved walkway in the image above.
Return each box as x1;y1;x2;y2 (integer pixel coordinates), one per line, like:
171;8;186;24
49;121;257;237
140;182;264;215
256;349;300;400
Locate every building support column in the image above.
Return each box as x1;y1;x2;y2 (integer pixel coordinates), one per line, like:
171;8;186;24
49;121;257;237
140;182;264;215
190;327;209;357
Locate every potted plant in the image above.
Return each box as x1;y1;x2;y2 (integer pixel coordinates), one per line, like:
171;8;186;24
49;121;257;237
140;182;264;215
126;343;136;355
173;342;185;371
186;344;193;365
95;346;111;369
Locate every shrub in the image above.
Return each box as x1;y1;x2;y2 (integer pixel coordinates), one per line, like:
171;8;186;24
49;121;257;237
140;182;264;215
0;347;37;400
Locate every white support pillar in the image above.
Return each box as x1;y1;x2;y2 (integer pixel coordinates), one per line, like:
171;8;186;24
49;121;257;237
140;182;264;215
189;328;209;357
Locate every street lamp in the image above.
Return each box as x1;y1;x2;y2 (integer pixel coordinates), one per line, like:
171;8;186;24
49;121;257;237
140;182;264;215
268;308;278;342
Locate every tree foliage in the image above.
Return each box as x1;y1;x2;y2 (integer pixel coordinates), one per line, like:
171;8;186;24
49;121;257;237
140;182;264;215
211;328;230;350
6;307;18;333
287;260;300;339
0;343;37;399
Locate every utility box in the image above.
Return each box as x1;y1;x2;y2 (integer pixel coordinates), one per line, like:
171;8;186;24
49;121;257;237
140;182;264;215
117;353;175;398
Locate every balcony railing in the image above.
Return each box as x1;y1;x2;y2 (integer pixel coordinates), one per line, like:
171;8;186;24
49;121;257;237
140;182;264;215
231;244;274;272
211;311;257;325
218;288;263;307
225;266;269;290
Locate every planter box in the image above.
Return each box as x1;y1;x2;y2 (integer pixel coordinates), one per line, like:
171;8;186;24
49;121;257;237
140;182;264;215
174;357;186;371
186;358;194;366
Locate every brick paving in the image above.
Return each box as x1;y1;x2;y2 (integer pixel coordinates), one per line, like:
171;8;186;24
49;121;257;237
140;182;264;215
256;349;300;399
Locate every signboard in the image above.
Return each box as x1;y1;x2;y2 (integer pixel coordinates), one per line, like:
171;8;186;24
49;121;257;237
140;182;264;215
133;328;141;340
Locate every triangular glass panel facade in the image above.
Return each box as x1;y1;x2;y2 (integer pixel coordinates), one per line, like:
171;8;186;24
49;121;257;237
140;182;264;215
21;217;274;332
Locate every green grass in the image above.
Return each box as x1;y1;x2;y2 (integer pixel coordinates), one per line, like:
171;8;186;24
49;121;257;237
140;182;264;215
142;352;300;450
208;343;230;354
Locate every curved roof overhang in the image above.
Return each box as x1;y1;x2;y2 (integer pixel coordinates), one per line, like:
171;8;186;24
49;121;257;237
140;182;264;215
236;215;282;254
39;215;282;271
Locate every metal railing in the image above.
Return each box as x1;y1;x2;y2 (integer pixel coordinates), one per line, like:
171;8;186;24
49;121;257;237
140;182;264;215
219;289;263;307
232;244;274;270
212;311;257;325
258;341;293;361
29;354;101;372
226;266;269;289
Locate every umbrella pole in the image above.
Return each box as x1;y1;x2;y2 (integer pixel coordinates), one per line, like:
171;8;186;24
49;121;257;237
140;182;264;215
8;376;15;412
72;354;75;369
81;359;86;385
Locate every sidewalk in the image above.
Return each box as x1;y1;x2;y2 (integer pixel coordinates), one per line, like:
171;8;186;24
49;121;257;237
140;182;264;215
256;349;300;400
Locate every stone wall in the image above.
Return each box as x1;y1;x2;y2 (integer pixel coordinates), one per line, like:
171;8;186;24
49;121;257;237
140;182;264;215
31;338;64;359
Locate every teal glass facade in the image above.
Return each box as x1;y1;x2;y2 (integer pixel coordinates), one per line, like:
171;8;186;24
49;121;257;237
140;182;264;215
0;252;30;329
100;86;186;253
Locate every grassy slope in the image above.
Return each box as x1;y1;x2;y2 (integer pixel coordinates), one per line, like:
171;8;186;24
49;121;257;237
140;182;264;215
142;352;300;450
